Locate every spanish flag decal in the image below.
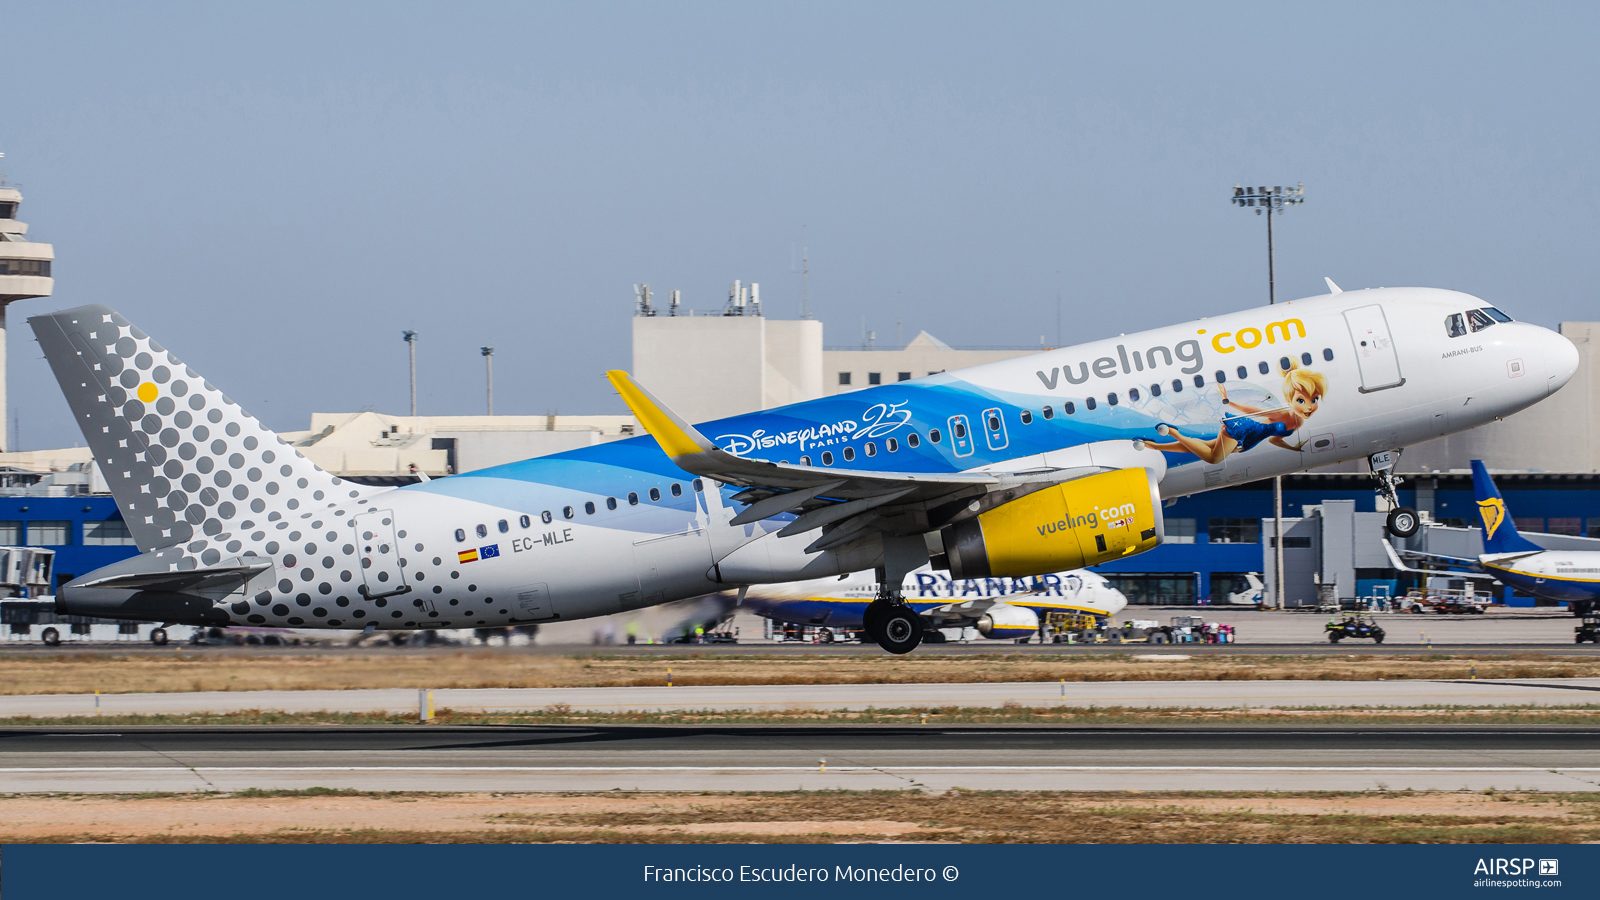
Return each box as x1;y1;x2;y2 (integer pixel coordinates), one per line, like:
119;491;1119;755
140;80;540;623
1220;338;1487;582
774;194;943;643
1478;497;1506;539
458;548;479;564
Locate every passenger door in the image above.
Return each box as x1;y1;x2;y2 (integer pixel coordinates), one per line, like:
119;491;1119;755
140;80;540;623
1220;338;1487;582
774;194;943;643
1343;304;1406;393
353;508;412;601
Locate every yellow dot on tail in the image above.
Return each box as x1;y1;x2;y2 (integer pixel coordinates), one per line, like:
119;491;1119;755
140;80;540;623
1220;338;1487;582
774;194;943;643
137;383;158;403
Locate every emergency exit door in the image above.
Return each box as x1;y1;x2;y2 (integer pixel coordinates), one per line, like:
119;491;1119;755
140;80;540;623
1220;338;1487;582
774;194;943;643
1343;304;1406;393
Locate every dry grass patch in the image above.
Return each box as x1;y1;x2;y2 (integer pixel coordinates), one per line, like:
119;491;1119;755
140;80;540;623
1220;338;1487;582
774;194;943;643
2;650;1597;696
5;789;1600;844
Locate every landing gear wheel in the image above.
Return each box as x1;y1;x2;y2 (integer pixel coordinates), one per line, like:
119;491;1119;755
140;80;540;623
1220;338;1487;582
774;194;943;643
41;626;60;647
149;628;168;646
1386;506;1420;538
875;607;924;655
862;600;891;644
1328;633;1342;643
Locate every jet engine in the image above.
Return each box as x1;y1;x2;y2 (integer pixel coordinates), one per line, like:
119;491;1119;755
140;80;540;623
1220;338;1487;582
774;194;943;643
975;603;1039;640
942;467;1162;580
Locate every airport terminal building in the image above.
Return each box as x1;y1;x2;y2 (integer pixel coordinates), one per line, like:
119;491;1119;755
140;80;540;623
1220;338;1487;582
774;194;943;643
3;280;1598;606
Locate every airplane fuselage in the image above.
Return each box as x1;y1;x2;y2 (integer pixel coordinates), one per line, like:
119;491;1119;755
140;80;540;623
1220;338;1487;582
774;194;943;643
42;287;1578;632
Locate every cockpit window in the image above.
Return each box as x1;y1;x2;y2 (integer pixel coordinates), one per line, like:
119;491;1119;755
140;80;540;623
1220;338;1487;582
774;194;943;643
1466;308;1496;332
1481;307;1513;323
1444;313;1467;338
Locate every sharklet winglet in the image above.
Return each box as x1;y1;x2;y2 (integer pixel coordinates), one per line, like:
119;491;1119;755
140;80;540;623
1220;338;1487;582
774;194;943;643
606;370;715;459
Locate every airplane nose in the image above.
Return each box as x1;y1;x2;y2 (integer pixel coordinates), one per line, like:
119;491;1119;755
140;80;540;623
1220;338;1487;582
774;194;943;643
1545;329;1580;395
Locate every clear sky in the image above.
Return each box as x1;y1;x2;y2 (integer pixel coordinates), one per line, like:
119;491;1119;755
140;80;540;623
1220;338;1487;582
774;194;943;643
2;2;1597;448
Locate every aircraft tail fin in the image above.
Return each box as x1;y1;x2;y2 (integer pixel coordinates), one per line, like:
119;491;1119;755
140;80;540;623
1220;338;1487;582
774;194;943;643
1470;459;1541;554
29;305;383;552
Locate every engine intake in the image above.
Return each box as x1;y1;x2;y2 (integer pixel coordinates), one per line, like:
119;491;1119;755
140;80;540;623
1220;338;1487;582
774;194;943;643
942;467;1163;579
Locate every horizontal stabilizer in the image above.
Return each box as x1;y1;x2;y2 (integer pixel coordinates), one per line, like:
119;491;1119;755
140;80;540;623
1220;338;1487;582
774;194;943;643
73;560;273;594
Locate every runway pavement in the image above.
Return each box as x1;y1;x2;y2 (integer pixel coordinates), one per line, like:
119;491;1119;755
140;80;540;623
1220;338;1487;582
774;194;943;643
3;677;1598;719
3;724;1598;793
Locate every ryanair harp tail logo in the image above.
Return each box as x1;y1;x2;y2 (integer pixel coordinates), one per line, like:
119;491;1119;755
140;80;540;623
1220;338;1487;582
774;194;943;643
1478;497;1507;539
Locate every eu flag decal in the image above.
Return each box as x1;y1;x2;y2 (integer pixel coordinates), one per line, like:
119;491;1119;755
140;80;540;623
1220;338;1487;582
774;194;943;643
479;544;501;560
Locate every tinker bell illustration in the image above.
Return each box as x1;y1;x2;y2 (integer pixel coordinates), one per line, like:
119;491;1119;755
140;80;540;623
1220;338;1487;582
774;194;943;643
1144;363;1329;464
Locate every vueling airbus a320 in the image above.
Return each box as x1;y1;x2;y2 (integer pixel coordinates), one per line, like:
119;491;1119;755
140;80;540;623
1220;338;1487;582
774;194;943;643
37;286;1576;653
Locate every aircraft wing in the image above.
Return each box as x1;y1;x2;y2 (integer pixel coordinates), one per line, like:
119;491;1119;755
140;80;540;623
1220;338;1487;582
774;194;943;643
608;371;1106;552
1380;540;1499;581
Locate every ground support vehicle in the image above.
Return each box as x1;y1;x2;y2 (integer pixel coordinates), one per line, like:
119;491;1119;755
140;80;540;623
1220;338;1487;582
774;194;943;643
1576;615;1600;644
1325;614;1386;643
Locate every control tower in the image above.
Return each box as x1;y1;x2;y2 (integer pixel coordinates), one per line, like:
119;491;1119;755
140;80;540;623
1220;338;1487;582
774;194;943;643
0;178;55;451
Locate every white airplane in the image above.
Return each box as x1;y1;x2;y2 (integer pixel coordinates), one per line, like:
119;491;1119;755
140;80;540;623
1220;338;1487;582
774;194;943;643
34;287;1576;653
1386;459;1600;615
741;564;1128;641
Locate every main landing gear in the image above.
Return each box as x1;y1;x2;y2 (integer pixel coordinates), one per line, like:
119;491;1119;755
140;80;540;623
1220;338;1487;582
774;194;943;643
863;570;924;655
1370;449;1420;538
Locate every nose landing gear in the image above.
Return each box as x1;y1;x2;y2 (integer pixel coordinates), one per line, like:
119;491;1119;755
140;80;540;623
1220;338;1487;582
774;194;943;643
1371;449;1420;538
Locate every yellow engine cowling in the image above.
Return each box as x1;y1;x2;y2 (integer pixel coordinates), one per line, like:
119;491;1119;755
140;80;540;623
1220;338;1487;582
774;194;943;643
942;467;1163;580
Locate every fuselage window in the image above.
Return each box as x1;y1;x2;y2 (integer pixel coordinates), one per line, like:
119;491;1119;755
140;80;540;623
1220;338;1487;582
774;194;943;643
907;432;921;447
497;519;509;533
953;421;967;439
821;451;835;466
987;414;1000;430
563;506;575;519
842;446;855;462
649;487;661;501
1214;369;1227;384
800;455;812;465
606;497;618;510
1300;352;1313;366
1019;409;1032;425
1128;388;1140;402
887;437;899;452
693;479;703;492
454;528;466;542
1279;356;1291;370
864;441;877;456
1107;392;1119;406
627;492;639;506
1236;365;1248;379
585;501;596;515
1042;405;1054;419
929;428;942;443
1482;307;1513;322
476;524;488;538
1193;374;1204;388
1322;348;1334;361
1085;396;1097;411
1149;383;1161;397
1467;308;1496;332
1258;360;1270;374
1064;401;1076;414
1445;313;1468;338
1171;379;1183;393
539;511;551;524
522;514;533;528
670;483;682;497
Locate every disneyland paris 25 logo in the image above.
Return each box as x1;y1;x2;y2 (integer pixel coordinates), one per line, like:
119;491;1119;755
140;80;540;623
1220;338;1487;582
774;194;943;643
715;402;911;456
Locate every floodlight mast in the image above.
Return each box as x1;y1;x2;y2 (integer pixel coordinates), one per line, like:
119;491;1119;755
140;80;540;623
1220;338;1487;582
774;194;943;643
402;330;418;417
1230;182;1305;609
481;346;495;415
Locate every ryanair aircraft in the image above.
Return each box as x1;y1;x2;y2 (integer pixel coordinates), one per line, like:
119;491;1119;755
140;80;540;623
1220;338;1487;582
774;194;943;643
742;564;1128;642
35;286;1577;653
1447;460;1597;614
